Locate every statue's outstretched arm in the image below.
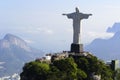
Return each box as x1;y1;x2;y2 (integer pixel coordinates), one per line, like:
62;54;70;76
89;14;92;16
62;13;68;16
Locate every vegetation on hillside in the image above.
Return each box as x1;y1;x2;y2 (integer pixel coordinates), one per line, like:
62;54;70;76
20;55;114;80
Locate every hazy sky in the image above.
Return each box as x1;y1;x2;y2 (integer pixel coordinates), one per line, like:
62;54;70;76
0;0;120;52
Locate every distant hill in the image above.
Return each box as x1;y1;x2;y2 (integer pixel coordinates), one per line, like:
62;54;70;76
85;23;120;60
0;33;43;77
107;22;120;33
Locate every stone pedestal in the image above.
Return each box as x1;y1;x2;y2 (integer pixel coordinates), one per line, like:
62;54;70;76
71;43;83;53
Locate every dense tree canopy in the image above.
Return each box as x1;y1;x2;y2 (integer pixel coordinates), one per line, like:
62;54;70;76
20;55;114;80
73;56;113;80
113;68;120;80
20;61;50;80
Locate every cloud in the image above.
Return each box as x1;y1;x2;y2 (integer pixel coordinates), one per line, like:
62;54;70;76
0;66;4;69
24;39;35;44
44;29;53;35
26;27;54;35
81;31;114;44
0;62;5;65
38;27;54;35
65;28;113;39
86;32;114;39
64;28;114;44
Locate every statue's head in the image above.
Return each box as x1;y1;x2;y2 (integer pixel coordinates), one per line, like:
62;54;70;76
75;7;79;13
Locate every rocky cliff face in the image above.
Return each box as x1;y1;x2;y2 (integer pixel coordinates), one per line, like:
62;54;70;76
0;33;43;77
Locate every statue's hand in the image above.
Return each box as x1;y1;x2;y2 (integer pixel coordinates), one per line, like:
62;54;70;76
89;14;92;16
62;14;67;16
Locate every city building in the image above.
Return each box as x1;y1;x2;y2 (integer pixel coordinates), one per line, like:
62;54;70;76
111;60;119;71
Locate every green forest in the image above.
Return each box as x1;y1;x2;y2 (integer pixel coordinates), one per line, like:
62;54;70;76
20;55;120;80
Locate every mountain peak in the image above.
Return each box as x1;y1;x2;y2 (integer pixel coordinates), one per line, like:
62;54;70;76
1;33;31;52
107;22;120;33
0;34;42;77
4;33;23;41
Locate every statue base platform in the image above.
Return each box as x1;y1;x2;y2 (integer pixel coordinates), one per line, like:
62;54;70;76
70;43;83;53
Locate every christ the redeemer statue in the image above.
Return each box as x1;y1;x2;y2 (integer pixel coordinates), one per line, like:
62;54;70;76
63;7;92;53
